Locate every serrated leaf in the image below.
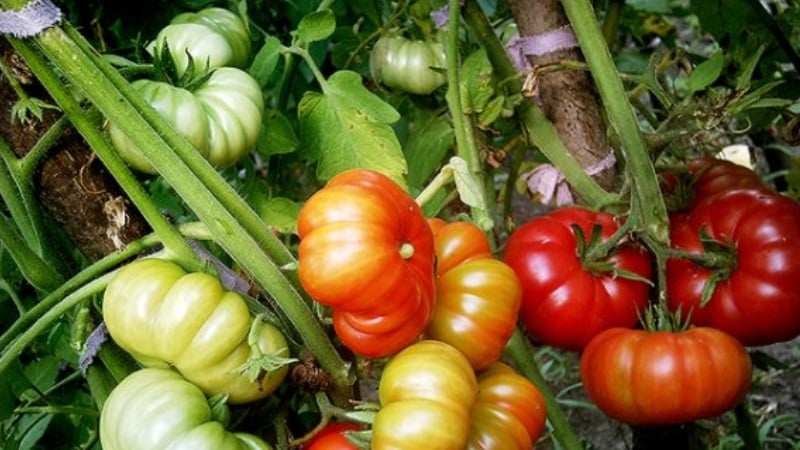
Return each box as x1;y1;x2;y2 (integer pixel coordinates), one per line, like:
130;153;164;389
257;109;299;156
296;9;336;44
405;112;454;190
250;35;284;87
298;70;407;185
460;49;495;114
478;95;506;127
257;197;301;234
688;51;725;95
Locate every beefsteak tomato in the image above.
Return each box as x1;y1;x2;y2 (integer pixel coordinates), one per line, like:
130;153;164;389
370;35;447;95
503;207;653;350
100;368;273;450
372;340;477;449
667;188;800;345
580;327;752;425
297;169;436;357
102;258;290;404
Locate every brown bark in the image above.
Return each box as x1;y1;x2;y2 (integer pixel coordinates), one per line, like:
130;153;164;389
507;0;616;191
1;42;150;262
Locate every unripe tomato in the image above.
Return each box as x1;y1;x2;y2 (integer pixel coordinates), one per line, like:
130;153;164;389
372;340;477;449
580;327;752;425
370;36;447;95
100;368;273;450
102;258;289;404
108;67;264;173
149;7;251;78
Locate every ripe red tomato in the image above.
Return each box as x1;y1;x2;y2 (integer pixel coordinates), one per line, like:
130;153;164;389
468;362;547;450
503;207;653;350
660;158;767;212
302;422;360;450
297;169;436;357
667;188;800;346
580;327;752;425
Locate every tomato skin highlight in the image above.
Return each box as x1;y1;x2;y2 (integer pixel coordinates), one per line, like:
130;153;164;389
667;188;800;346
102;258;289;404
580;327;752;425
503;206;653;350
99;368;274;450
297;169;436;357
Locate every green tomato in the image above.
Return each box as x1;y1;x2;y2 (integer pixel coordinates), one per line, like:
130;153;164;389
108;67;264;173
100;368;273;450
149;7;251;78
370;36;447;95
102;258;289;404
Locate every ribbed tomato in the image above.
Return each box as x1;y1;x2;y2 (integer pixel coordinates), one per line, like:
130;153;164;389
297;169;436;357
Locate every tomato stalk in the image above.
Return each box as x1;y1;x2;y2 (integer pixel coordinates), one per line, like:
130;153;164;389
505;329;584;450
290;392;375;448
6;18;354;391
461;0;615;208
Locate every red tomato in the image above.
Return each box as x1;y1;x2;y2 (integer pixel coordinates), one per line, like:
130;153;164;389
297;169;436;357
427;218;493;276
302;423;360;450
667;188;800;345
580;327;752;425
503;207;653;350
660;158;766;212
468;362;547;450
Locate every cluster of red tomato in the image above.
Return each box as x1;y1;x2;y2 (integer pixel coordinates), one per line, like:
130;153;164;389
297;169;547;449
504;157;800;425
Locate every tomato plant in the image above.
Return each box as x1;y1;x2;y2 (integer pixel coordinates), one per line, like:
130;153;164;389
149;7;252;78
426;218;521;370
667;188;800;346
297;169;436;358
580;327;752;425
503;207;653;350
370;35;447;95
102;258;290;404
108;67;264;174
372;340;477;449
468;362;547;450
302;423;360;450
100;368;274;450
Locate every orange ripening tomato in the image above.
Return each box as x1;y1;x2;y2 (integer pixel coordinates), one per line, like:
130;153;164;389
468;362;547;450
580;327;752;425
297;169;436;358
426;219;522;369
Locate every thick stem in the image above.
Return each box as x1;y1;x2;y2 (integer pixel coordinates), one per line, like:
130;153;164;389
0;211;63;292
505;329;584;450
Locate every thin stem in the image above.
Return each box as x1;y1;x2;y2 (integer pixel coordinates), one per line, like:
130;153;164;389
445;0;493;230
0;211;63;292
505;329;584;450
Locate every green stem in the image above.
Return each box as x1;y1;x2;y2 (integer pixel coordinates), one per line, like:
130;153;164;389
0;211;63;292
0;271;114;377
734;399;763;450
601;0;625;50
742;0;800;74
560;0;668;242
17;115;70;180
461;0;613;208
13;22;351;389
13;406;99;416
444;0;493;230
505;329;584;450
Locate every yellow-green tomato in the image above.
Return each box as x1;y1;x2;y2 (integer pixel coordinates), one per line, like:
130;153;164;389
149;7;251;78
372;340;477;449
370;36;447;95
100;368;273;450
108;67;263;174
102;258;289;404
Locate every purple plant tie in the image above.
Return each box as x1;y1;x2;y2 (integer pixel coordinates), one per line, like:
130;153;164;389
506;25;579;71
0;0;62;38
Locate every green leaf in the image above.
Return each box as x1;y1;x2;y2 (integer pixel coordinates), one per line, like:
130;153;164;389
250;35;284;87
296;9;336;44
256;197;301;234
405;112;454;190
257;109;299;156
687;51;725;95
460;49;495;114
0;372;14;421
298;70;407;185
